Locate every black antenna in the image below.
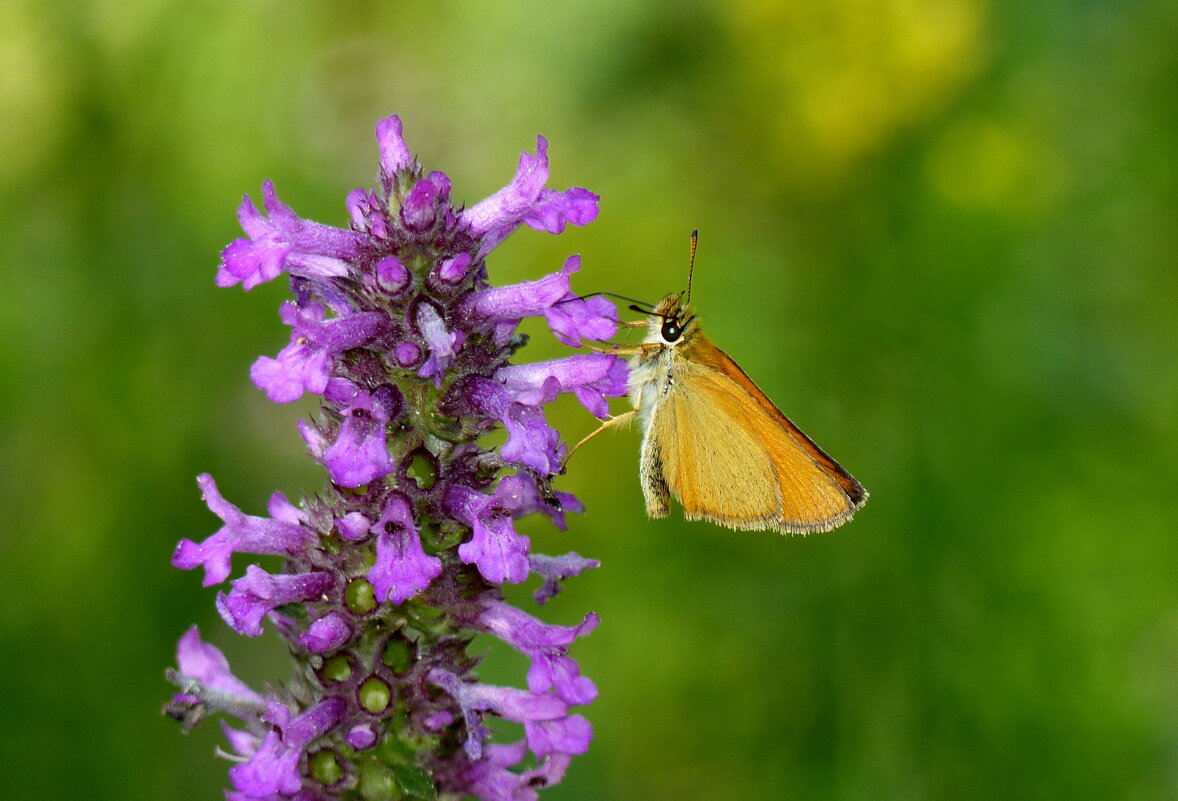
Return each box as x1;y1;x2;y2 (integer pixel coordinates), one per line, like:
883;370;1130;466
687;229;699;303
628;303;668;319
554;291;654;311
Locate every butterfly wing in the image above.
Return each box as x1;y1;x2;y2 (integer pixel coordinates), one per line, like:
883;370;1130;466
642;336;867;534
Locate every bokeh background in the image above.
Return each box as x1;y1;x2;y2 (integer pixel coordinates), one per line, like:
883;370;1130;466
3;1;1176;799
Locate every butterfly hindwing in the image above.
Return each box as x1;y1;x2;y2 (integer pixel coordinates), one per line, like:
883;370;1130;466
643;337;865;533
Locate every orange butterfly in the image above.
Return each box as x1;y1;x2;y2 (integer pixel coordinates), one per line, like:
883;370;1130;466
577;232;867;533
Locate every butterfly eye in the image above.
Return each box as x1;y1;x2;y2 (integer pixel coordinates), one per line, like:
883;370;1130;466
660;319;682;343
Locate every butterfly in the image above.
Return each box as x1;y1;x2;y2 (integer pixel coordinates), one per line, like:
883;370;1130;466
575;232;867;533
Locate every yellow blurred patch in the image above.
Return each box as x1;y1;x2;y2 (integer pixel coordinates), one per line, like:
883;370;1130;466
0;4;68;182
727;0;987;181
923;116;1069;217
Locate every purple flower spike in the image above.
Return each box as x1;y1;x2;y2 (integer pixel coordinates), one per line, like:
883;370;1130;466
173;474;315;586
170;115;607;800
216;565;335;637
369;493;443;604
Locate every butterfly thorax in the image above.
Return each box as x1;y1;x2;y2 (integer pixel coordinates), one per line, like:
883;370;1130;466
627;291;703;433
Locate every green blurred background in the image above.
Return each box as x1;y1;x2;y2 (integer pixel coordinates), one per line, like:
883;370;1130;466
3;1;1176;799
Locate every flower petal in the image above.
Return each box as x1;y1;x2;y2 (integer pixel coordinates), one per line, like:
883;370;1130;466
172;474;315;586
369;494;443;604
216;566;335;637
376;115;414;177
298;612;352;653
174;626;264;706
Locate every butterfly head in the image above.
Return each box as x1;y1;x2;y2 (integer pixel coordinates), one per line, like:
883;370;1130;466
646;291;700;347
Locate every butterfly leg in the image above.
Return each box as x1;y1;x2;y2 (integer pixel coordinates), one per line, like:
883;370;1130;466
582;342;662;357
562;410;637;468
582;342;644;355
